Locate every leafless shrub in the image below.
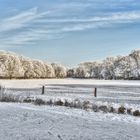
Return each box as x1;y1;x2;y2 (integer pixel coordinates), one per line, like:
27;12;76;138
99;105;108;113
92;104;98;112
46;99;53;105
127;108;132;115
133;110;140;116
54;99;64;106
34;98;46;105
118;106;126;114
109;107;115;113
83;101;90;110
23;97;33;103
69;101;74;108
64;100;70;107
73;99;82;109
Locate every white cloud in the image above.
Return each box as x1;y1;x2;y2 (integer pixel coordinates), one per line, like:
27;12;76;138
0;28;64;47
0;7;50;32
36;11;140;23
38;11;140;34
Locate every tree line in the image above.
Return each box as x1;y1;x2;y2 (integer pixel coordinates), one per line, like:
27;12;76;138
0;50;139;80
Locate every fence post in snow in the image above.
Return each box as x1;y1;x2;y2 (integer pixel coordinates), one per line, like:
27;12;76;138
0;85;1;99
42;85;45;95
94;88;97;97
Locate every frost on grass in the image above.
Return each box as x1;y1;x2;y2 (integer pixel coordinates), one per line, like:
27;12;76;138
0;89;140;117
0;85;31;103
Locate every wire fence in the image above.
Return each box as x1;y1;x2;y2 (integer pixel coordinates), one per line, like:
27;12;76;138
0;84;140;104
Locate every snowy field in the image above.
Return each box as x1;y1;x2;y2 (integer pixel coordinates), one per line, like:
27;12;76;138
0;79;140;140
0;103;140;140
1;79;140;88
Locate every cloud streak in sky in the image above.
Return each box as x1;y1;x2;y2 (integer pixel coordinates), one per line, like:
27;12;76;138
0;7;50;32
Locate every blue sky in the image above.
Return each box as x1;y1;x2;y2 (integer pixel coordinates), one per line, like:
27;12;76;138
0;0;140;67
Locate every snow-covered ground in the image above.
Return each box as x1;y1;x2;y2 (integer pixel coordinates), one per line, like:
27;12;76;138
0;79;140;140
0;103;140;140
1;79;140;88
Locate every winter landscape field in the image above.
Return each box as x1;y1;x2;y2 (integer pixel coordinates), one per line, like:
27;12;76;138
1;0;140;140
0;79;140;140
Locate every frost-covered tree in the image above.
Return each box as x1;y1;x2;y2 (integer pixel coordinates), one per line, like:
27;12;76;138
0;51;57;79
51;63;67;78
72;49;140;80
0;49;140;79
78;62;94;78
74;66;87;78
81;62;102;78
129;50;140;79
20;57;35;78
21;58;55;78
113;56;131;79
0;51;24;78
67;69;74;78
74;62;101;78
44;62;55;78
101;57;116;80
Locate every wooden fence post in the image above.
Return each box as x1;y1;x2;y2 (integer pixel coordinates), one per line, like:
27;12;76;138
94;88;97;97
42;85;45;95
